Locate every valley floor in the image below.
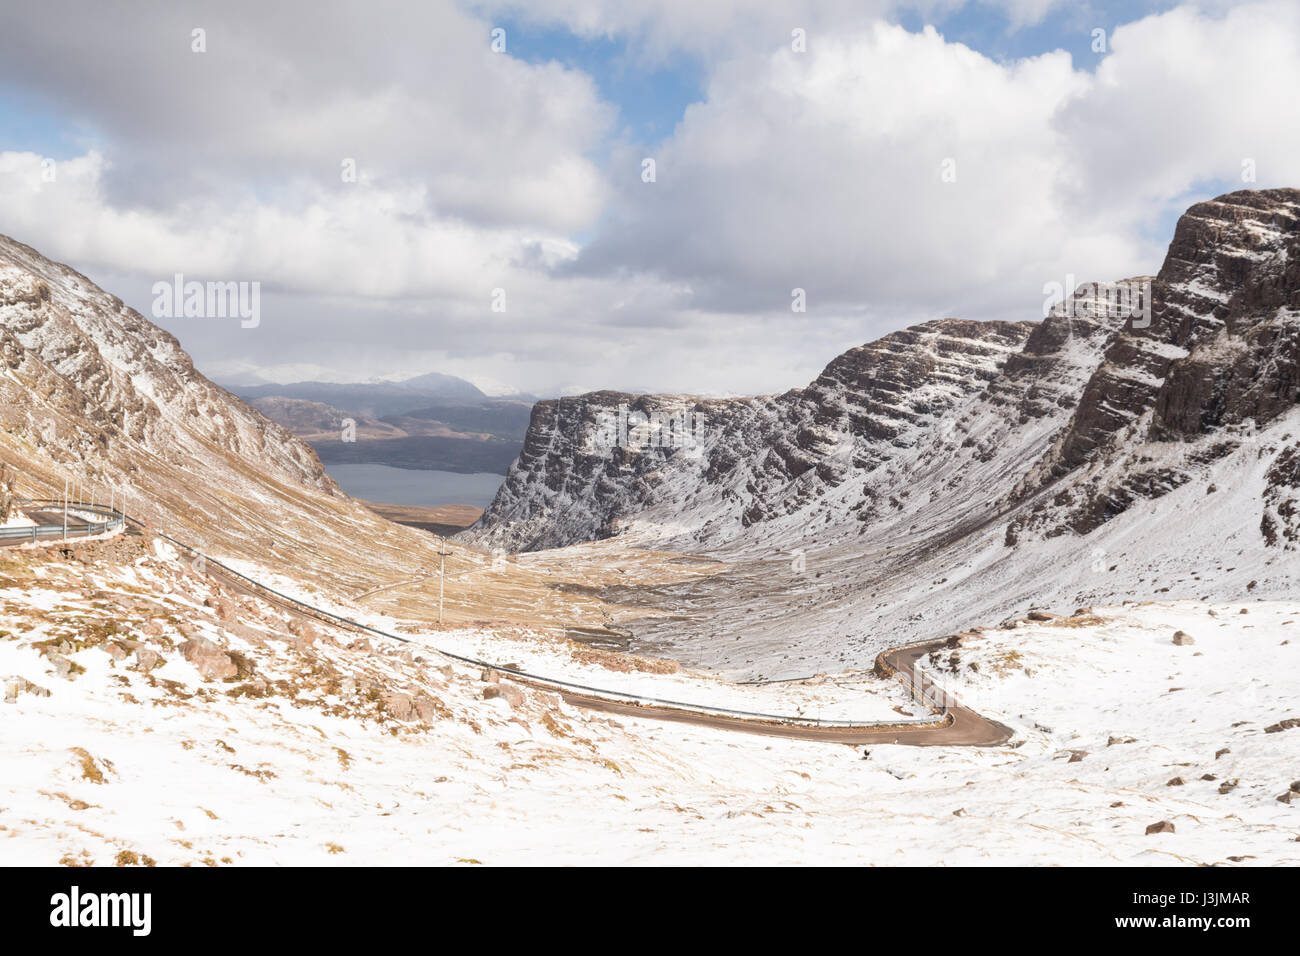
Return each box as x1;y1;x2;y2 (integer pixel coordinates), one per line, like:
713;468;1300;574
1;535;1298;865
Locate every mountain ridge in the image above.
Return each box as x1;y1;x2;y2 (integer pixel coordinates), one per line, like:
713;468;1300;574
462;188;1300;675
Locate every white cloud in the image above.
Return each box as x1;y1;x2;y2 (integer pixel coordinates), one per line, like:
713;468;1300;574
573;23;1140;318
0;150;579;301
573;2;1300;326
0;0;612;233
1;0;1298;397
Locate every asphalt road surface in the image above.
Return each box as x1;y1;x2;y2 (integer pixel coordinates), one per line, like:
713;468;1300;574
13;515;1012;748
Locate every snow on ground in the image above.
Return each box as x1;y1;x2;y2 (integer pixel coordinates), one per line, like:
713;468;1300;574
214;552;912;722
2;537;1298;865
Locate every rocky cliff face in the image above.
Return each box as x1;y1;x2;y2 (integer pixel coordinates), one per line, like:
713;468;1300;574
464;190;1300;675
465;318;1036;552
470;190;1300;561
1009;189;1300;541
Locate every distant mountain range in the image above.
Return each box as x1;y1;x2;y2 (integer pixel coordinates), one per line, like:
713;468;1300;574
226;375;532;476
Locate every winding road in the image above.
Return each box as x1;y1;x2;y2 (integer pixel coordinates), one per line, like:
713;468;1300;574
532;641;1011;746
4;501;1013;748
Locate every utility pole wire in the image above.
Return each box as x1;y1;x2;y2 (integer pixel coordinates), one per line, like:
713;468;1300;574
435;538;453;625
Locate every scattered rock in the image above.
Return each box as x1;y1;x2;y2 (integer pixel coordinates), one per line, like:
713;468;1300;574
133;648;162;673
1108;735;1136;746
1068;750;1087;763
179;636;237;681
482;683;525;707
101;642;128;662
1201;773;1217;781
1215;747;1231;759
48;654;74;679
1219;779;1239;794
1026;610;1060;622
1145;820;1176;835
287;621;320;646
1166;776;1185;787
3;675;51;703
1172;630;1195;645
951;808;966;817
414;696;444;722
381;692;417;722
229;679;269;698
1265;718;1300;734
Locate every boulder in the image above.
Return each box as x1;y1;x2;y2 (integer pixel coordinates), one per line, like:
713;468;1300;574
3;675;52;703
288;621;320;646
1172;630;1196;645
414;696;444;722
179;636;237;681
48;654;74;680
381;692;417;722
1145;820;1176;835
133;648;163;672
101;642;128;662
482;683;525;708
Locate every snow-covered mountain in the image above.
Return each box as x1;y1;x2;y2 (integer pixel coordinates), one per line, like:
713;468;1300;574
0;235;458;594
0;235;337;495
465;189;1300;676
464;318;1037;551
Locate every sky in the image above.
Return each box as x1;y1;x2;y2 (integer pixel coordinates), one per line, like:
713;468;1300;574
1;0;1298;398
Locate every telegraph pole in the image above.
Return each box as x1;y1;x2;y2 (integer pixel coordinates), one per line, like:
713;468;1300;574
436;541;452;625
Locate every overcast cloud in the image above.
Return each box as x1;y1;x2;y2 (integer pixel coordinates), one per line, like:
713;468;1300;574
1;0;1297;396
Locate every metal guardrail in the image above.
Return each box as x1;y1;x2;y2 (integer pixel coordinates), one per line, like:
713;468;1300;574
174;525;951;730
1;498;125;543
11;496;950;730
